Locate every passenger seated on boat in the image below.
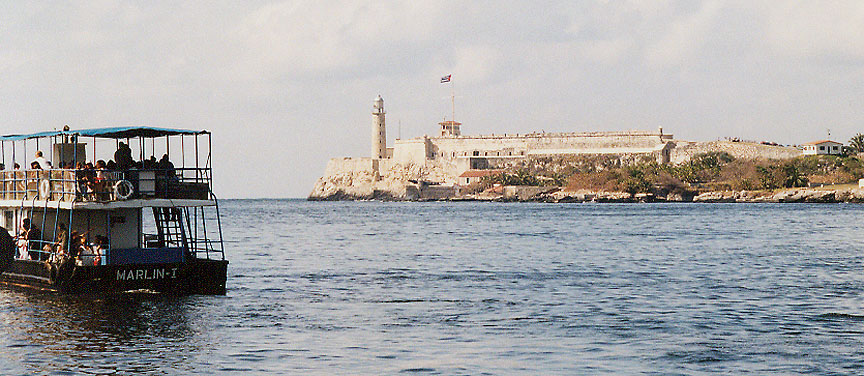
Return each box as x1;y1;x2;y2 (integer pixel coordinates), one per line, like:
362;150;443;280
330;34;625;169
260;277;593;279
16;219;30;260
92;235;108;265
106;160;117;170
30;161;41;170
27;225;42;260
75;162;99;198
18;219;43;261
155;154;177;194
90;160;109;199
143;156;157;169
46;222;69;263
69;231;83;258
16;235;28;259
17;220;28;259
70;231;94;266
85;162;96;184
95;160;107;176
76;233;104;266
115;142;134;170
158;154;176;177
75;162;88;195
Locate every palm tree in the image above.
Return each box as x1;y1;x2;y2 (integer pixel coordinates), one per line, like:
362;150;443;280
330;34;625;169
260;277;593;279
783;164;808;188
849;133;864;153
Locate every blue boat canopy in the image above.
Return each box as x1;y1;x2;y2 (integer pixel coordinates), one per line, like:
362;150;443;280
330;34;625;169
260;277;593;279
0;126;209;141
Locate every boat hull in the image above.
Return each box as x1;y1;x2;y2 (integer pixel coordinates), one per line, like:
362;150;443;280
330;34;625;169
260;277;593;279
0;258;228;295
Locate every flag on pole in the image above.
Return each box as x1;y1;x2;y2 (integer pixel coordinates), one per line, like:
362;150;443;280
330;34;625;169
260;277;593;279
440;74;451;83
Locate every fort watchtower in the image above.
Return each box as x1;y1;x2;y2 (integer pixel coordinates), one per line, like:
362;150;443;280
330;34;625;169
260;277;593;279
439;120;461;137
371;95;386;159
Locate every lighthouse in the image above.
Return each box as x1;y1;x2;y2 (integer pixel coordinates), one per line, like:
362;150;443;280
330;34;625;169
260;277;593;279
371;95;386;159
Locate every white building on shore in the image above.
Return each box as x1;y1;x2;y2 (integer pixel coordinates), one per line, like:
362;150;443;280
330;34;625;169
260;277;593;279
802;140;843;155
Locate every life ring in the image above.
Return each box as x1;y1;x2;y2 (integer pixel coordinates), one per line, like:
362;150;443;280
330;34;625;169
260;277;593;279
39;179;51;199
113;180;134;200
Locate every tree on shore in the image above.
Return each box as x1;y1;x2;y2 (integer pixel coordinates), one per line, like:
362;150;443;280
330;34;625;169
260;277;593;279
782;164;809;188
849;133;864;153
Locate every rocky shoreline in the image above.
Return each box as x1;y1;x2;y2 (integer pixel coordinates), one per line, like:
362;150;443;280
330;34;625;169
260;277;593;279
308;154;864;203
310;185;864;203
529;187;864;203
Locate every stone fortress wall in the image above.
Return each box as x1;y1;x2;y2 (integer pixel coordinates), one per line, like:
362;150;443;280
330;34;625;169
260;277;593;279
384;130;674;181
669;140;801;164
309;95;807;200
424;130;672;160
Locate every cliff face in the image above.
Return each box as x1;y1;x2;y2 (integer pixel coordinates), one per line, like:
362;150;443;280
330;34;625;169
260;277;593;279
308;172;411;200
308;160;450;200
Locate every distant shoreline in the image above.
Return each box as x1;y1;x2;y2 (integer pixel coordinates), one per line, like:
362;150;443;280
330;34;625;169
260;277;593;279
308;186;864;204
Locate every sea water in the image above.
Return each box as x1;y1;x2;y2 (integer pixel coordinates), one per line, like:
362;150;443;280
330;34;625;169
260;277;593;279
2;200;864;375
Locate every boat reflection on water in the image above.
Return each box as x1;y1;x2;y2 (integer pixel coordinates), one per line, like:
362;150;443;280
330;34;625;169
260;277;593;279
0;285;211;374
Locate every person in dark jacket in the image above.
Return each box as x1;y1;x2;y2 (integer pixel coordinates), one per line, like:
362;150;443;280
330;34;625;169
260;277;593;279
114;142;134;170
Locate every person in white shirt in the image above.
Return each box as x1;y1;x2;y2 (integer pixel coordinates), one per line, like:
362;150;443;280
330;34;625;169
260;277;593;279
32;151;51;169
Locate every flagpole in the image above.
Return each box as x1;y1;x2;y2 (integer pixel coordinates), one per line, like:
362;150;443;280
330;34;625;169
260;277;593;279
451;79;455;123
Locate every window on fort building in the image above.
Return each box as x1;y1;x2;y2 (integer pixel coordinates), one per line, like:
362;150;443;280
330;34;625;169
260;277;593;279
833;146;838;150
819;146;825;151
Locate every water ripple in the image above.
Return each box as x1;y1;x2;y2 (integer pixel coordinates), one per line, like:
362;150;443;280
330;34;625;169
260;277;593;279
3;201;864;374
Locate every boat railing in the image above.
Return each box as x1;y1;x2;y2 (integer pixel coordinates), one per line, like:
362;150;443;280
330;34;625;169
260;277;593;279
188;237;224;260
143;226;223;261
0;168;212;202
13;235;106;265
14;231;225;264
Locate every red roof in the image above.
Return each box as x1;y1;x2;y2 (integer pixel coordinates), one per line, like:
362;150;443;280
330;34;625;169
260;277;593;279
803;140;842;145
459;169;503;178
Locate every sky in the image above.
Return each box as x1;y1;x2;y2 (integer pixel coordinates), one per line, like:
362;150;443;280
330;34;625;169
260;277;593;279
1;1;863;198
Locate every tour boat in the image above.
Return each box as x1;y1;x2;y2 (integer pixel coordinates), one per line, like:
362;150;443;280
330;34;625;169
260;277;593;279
0;126;227;295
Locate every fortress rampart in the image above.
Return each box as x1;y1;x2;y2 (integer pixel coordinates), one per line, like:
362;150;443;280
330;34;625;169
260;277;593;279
309;95;807;200
670;141;800;164
394;130;673;164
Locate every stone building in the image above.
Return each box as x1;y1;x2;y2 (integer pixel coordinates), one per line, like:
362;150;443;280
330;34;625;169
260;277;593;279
309;95;802;200
366;96;676;181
